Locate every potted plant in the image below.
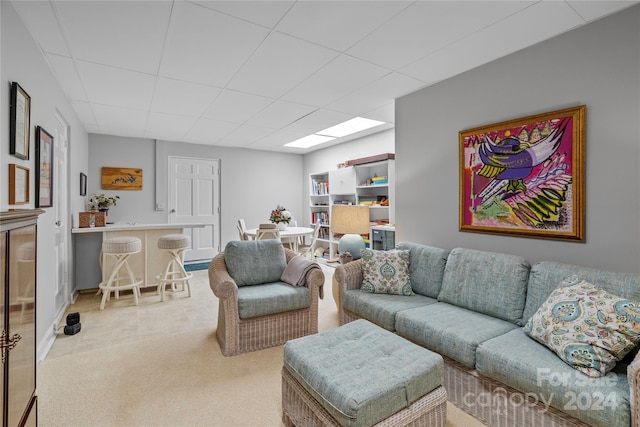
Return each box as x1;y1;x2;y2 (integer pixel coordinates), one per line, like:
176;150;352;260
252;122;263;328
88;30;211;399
269;205;292;230
89;193;120;222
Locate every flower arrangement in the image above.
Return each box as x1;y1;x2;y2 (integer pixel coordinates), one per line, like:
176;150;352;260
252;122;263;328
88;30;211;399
89;193;120;210
269;205;292;224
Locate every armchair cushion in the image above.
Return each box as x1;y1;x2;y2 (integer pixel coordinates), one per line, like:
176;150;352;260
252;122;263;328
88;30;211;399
224;240;287;286
238;282;311;319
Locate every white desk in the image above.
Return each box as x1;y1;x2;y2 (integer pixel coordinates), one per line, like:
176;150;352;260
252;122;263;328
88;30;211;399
72;223;206;290
245;226;314;253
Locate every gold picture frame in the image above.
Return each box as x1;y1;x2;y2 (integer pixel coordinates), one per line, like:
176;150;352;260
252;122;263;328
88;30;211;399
459;105;585;241
9;164;30;205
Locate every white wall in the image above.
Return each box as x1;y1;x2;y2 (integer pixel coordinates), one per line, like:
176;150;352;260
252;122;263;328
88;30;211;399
395;6;640;274
301;129;395;226
1;1;90;360
88;135;304;249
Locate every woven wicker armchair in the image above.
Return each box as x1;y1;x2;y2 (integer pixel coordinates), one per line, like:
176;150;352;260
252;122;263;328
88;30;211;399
209;240;324;357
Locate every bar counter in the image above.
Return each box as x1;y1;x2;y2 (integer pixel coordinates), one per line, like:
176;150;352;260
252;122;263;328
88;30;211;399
72;223;207;291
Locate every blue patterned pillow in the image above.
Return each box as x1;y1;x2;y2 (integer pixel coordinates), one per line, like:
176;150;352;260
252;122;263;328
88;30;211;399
360;249;412;296
524;277;640;377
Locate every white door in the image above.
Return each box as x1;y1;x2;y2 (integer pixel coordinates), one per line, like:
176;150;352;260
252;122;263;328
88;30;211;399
54;113;70;303
168;156;220;261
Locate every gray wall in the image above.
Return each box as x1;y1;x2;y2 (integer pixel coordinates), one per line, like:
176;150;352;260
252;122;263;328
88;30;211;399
1;1;90;361
88;134;304;248
396;6;640;274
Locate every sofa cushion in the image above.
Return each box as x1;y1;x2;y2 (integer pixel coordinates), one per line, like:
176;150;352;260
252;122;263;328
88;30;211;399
523;261;640;325
476;328;630;427
360;249;412;295
224;240;287;286
395;302;517;368
343;290;437;331
524;278;640;377
237;282;310;319
395;242;449;298
438;248;530;325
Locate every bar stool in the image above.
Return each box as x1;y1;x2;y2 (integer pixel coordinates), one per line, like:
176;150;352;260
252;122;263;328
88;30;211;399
99;236;143;310
156;234;192;301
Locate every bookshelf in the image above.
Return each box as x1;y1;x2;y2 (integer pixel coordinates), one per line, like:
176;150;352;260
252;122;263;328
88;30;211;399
309;155;395;260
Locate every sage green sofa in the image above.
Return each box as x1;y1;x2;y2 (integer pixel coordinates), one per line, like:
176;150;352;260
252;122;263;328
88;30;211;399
334;242;640;427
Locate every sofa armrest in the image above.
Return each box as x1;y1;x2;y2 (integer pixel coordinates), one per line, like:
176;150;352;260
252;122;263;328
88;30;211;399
335;258;364;292
628;350;640;427
208;252;238;301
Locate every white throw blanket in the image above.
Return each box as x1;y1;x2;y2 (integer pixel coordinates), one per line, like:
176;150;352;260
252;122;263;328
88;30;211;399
281;256;323;299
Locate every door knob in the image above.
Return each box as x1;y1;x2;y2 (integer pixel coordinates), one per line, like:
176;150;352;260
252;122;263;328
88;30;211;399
55;220;61;226
170;209;176;213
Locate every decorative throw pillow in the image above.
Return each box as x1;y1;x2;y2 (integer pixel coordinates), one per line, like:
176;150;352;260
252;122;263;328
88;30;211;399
360;249;412;296
523;277;640;377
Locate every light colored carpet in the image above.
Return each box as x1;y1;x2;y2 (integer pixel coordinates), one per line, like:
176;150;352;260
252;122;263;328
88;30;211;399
38;266;485;426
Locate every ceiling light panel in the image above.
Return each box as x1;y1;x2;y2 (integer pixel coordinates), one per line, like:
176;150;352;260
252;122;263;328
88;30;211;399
285;134;335;148
318;117;385;138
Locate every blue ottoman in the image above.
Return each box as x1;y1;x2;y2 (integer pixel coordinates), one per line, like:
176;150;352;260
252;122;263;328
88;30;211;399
282;319;447;427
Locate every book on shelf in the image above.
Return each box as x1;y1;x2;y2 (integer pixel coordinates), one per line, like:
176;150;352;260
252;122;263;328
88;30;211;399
312;180;329;195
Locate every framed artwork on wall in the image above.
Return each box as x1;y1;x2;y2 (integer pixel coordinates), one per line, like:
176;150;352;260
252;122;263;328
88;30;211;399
8;164;30;205
459;105;586;241
9;82;31;160
36;126;54;208
101;167;142;190
80;172;87;196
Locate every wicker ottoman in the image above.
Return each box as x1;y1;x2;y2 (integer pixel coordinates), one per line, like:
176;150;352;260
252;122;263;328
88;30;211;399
282;319;447;427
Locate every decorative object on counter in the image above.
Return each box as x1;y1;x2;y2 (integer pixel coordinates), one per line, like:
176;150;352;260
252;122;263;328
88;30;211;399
339;251;353;264
269;205;291;230
79;212;105;228
89;193;119;224
331;205;370;260
101;167;142;190
9;82;31;160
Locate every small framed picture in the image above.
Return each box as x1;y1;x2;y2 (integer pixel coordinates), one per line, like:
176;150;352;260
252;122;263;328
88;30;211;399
9;82;31;160
8;164;30;205
80;172;87;196
36;126;54;208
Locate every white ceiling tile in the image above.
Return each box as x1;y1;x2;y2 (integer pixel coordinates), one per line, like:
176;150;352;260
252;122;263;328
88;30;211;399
401;2;585;84
70;100;97;127
46;54;88;101
219;124;277;146
55;1;172;74
347;1;535;70
282;108;353;137
151;78;221;117
227;31;339;98
282;55;391;107
145;112;197;141
326;72;426;115
190;0;294;29
159;1;269;87
362;103;395;125
12;1;70;56
567;1;638;22
76;61;156;110
202;90;274;123
246;100;317;129
91;104;149;135
184;117;239;145
276;1;410;51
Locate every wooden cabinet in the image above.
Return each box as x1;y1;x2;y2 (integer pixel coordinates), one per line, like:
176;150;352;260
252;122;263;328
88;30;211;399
1;209;43;427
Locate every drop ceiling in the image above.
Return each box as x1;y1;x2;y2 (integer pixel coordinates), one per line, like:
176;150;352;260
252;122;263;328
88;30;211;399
12;0;637;153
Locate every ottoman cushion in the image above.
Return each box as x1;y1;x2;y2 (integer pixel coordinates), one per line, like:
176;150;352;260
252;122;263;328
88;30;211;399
283;319;443;427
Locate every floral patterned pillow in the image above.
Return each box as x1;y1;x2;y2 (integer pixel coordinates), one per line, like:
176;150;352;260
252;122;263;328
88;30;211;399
523;277;640;377
360;249;412;296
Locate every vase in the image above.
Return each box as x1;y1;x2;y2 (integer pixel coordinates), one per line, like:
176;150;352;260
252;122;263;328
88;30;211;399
99;208;109;223
276;222;287;231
